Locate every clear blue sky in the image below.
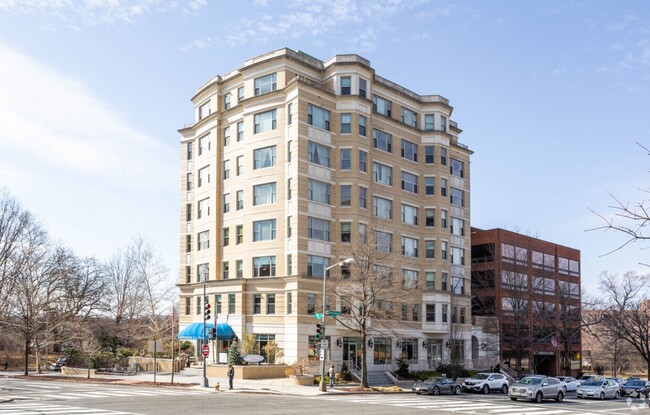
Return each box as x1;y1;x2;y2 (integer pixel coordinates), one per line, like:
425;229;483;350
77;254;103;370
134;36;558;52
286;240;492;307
1;0;648;295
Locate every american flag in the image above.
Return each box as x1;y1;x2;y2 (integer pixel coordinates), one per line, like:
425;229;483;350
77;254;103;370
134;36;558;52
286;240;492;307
551;335;558;348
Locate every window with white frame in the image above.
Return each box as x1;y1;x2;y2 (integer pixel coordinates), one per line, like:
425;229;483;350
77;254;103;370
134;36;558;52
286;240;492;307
359;78;367;98
401;236;418;257
359;222;367;243
373;162;392;186
451;217;465;236
308;179;330;204
199;101;210;119
340;185;351;206
308;217;331;241
223;193;230;213
441;115;447;132
197;263;209;282
223;126;230;146
440;177;448;197
401;139;418;162
237;155;244;176
253;256;276;277
426;303;436;321
450;158;464;178
441;241;448;260
307;255;330;278
308;141;330;167
373;129;392;153
375;231;392;253
340;222;351;242
253;219;276;241
401;107;418;128
223;160;230;179
359;115;367;136
425;240;435;259
424;114;435;131
403;269;419;289
340;76;351;95
236;190;243;210
451;247;465;265
358;149;367;172
440;147;447;165
340;148;351;170
401;204;418;225
425;176;435;195
237;121;244;141
425;146;435;164
254;73;277;95
198;198;210;219
187;142;193;160
341;113;351;133
451;276;465;294
253;182;276;205
425;208;435;227
224;93;231;110
450;187;464;207
441;272;448;291
359;186;367;208
223;261;229;279
254;109;277;133
254;145;277;169
307;104;331;131
441;209;448;228
401;171;418;193
426;272;435;290
237;86;244;102
197;166;210;187
373;95;392;117
373;196;392;219
287;103;292;125
198;230;209;250
198;134;210;155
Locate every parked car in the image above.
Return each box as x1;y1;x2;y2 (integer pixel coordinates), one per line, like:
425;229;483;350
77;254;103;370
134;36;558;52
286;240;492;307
49;356;67;371
578;374;604;384
620;379;649;398
556;376;580;392
462;373;509;394
576;379;620;399
509;376;565;403
517;374;546;380
412;377;462;395
608;377;625;385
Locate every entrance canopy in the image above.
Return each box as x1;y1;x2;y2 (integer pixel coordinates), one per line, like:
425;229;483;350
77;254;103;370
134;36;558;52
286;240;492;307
177;322;236;341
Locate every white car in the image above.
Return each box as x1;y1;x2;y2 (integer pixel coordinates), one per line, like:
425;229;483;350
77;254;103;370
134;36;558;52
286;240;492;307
462;373;509;394
557;376;580;392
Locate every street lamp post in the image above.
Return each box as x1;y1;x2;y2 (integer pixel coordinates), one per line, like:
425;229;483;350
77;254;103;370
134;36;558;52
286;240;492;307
320;258;353;392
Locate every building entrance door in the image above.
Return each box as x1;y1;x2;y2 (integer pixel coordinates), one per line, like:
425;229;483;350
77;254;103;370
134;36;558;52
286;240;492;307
426;339;442;368
343;338;360;371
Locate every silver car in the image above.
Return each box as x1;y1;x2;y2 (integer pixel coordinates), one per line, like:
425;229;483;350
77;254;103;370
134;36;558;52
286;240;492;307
557;376;580;392
576;379;620;400
509;376;565;403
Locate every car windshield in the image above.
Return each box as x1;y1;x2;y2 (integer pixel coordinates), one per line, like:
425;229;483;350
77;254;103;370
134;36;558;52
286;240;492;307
425;378;442;383
584;380;603;386
627;380;645;387
473;374;490;380
519;377;542;385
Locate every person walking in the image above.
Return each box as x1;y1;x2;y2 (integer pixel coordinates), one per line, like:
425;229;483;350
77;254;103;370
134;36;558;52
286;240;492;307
227;364;235;390
328;365;335;387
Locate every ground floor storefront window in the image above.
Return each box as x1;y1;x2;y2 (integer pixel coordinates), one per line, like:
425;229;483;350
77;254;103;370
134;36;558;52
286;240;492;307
373;337;392;364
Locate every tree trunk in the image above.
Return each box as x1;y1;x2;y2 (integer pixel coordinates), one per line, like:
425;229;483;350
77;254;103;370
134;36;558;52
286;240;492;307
361;332;368;388
23;336;29;376
646;358;650;382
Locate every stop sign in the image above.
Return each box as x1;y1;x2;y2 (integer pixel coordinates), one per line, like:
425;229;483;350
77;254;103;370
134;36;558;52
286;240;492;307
201;344;209;357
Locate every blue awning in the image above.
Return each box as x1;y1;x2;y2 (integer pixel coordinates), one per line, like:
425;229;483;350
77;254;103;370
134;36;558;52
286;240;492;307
177;322;236;341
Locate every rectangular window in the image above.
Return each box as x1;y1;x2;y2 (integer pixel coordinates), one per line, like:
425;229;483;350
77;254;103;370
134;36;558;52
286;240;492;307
186;173;193;190
223;160;230;179
442;272;448;291
287;140;292;162
307;293;316;314
375;231;392;253
187;142;193;160
307;104;331;131
440;147;447;165
452;276;465;294
223;126;230;146
450;158;464;178
358;150;367;172
224;93;231;110
253;182;277;205
451;217;465;236
373;129;392;153
198;165;210;187
441;241;448;260
359;79;367;98
424;114;435;131
460;308;466;324
222;261;229;279
442;304;448;323
402;304;408;320
287;103;292;125
287;216;292;238
373;162;392;186
401;171;418;193
199;101;210;119
451;188;465;207
441;209;448;228
341;76;351;95
412;304;419;322
267;294;275;314
425;208;435;227
223;227;229;246
425;146;434;164
441;115;447;132
237;86;244;102
308;179;331;204
254;145;277;169
287;254;293;276
373;95;392;117
223;193;230;213
426;240;435;259
237;155;243;176
401;204;418;225
401;237;419;257
359;186;367;209
401;107;418;128
286;292;293;315
253;294;261;314
401;139;418;162
403;269;418;288
198;134;210;156
237;121;244;141
215;294;222;314
340;148;351;170
186;203;192;222
236;225;243;244
451;247;465;265
253;256;276;277
340;185;352;206
236;259;243;278
185;266;191;284
307;255;330;278
236;190;243;210
426;304;436;322
308;141;331;167
198;198;210;219
254;73;277;95
287;178;292;200
440;177;448;197
426;272;435;291
425;176;435;195
198;263;209;282
253;219;276;241
254;109;277;133
196;295;202;315
308;217;331;241
359;115;367;136
198;230;209;250
341;222;352;242
186;235;191;252
341;113;351;133
373;196;392;219
229;294;236;314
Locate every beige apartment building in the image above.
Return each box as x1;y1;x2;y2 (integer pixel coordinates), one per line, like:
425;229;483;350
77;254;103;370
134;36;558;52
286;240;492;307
178;48;476;372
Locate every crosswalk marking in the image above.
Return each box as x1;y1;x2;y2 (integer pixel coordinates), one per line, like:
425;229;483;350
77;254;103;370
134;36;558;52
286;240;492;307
0;402;139;415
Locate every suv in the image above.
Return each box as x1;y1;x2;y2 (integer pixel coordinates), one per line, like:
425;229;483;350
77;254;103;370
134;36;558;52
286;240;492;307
49;356;67;371
509;376;564;403
462;373;509;394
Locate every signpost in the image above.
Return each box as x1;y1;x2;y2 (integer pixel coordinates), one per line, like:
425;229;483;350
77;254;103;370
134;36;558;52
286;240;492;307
202;344;210;357
326;311;342;317
314;312;324;319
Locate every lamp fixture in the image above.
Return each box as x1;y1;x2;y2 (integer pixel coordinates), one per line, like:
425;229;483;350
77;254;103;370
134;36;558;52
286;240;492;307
445;341;450;348
336;338;343;348
422;339;429;348
396;339;402;349
368;338;374;348
481;342;487;350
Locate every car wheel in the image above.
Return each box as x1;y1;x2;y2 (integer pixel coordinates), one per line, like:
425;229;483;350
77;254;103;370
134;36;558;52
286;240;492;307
483;385;490;394
454;386;461;395
501;384;508;394
615;391;620;400
432;386;440;396
510;397;517;401
556;392;564;403
600;392;605;400
535;392;543;403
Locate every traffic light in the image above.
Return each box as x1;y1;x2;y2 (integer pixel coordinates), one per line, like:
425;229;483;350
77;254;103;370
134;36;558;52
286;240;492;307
316;322;324;340
204;303;211;321
209;327;217;340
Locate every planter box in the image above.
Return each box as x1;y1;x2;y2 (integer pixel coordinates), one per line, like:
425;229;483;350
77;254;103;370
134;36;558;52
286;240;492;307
290;374;315;386
207;364;289;379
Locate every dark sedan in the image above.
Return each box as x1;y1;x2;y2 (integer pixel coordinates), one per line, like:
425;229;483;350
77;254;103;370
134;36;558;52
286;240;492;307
621;379;649;398
413;377;462;395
